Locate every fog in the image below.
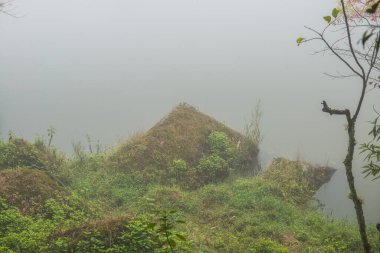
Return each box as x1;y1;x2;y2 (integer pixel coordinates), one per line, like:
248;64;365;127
0;0;379;222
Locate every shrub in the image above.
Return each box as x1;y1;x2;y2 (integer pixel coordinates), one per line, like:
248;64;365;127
197;154;230;184
112;216;159;253
250;238;289;253
0;138;66;179
234;139;260;177
0;139;45;170
41;193;94;227
0;198;53;253
168;159;188;182
207;131;234;159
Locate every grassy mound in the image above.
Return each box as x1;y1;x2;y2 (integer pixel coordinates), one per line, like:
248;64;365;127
263;158;336;204
110;103;256;170
0;167;64;214
109;104;258;185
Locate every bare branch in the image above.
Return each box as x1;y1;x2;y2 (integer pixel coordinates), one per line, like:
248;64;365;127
373;105;380;116
321;100;351;120
306;26;364;78
0;0;23;18
323;72;357;79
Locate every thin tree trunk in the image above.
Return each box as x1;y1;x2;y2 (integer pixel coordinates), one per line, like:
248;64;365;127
345;121;371;253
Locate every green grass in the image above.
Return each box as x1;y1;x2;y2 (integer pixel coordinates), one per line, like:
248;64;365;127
0;140;378;252
141;178;378;253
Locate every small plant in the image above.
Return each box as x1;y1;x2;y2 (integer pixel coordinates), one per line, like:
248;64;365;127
360;116;380;179
147;209;190;253
244;100;263;148
235;101;263;177
47;126;56;147
250;237;289;253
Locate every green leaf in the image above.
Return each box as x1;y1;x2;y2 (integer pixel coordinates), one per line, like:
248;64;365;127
323;16;332;23
169;238;177;248
175;233;186;241
296;37;304;45
373;122;377;138
332;8;339;18
362;31;374;47
146;223;156;229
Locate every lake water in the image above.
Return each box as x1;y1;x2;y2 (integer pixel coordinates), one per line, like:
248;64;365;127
315;160;380;225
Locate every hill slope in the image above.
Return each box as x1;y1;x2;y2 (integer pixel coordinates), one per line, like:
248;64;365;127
109;103;258;175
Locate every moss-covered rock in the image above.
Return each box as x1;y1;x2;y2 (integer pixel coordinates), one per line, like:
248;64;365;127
109;103;259;185
263;158;336;204
110;104;245;168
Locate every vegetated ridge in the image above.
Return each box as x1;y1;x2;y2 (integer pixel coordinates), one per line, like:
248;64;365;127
110;103;255;170
108;103;260;188
0;103;377;253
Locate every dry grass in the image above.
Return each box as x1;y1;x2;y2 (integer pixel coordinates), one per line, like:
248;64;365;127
0;167;64;214
53;214;131;243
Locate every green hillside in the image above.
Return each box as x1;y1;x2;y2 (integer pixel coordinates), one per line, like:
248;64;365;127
0;104;377;253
